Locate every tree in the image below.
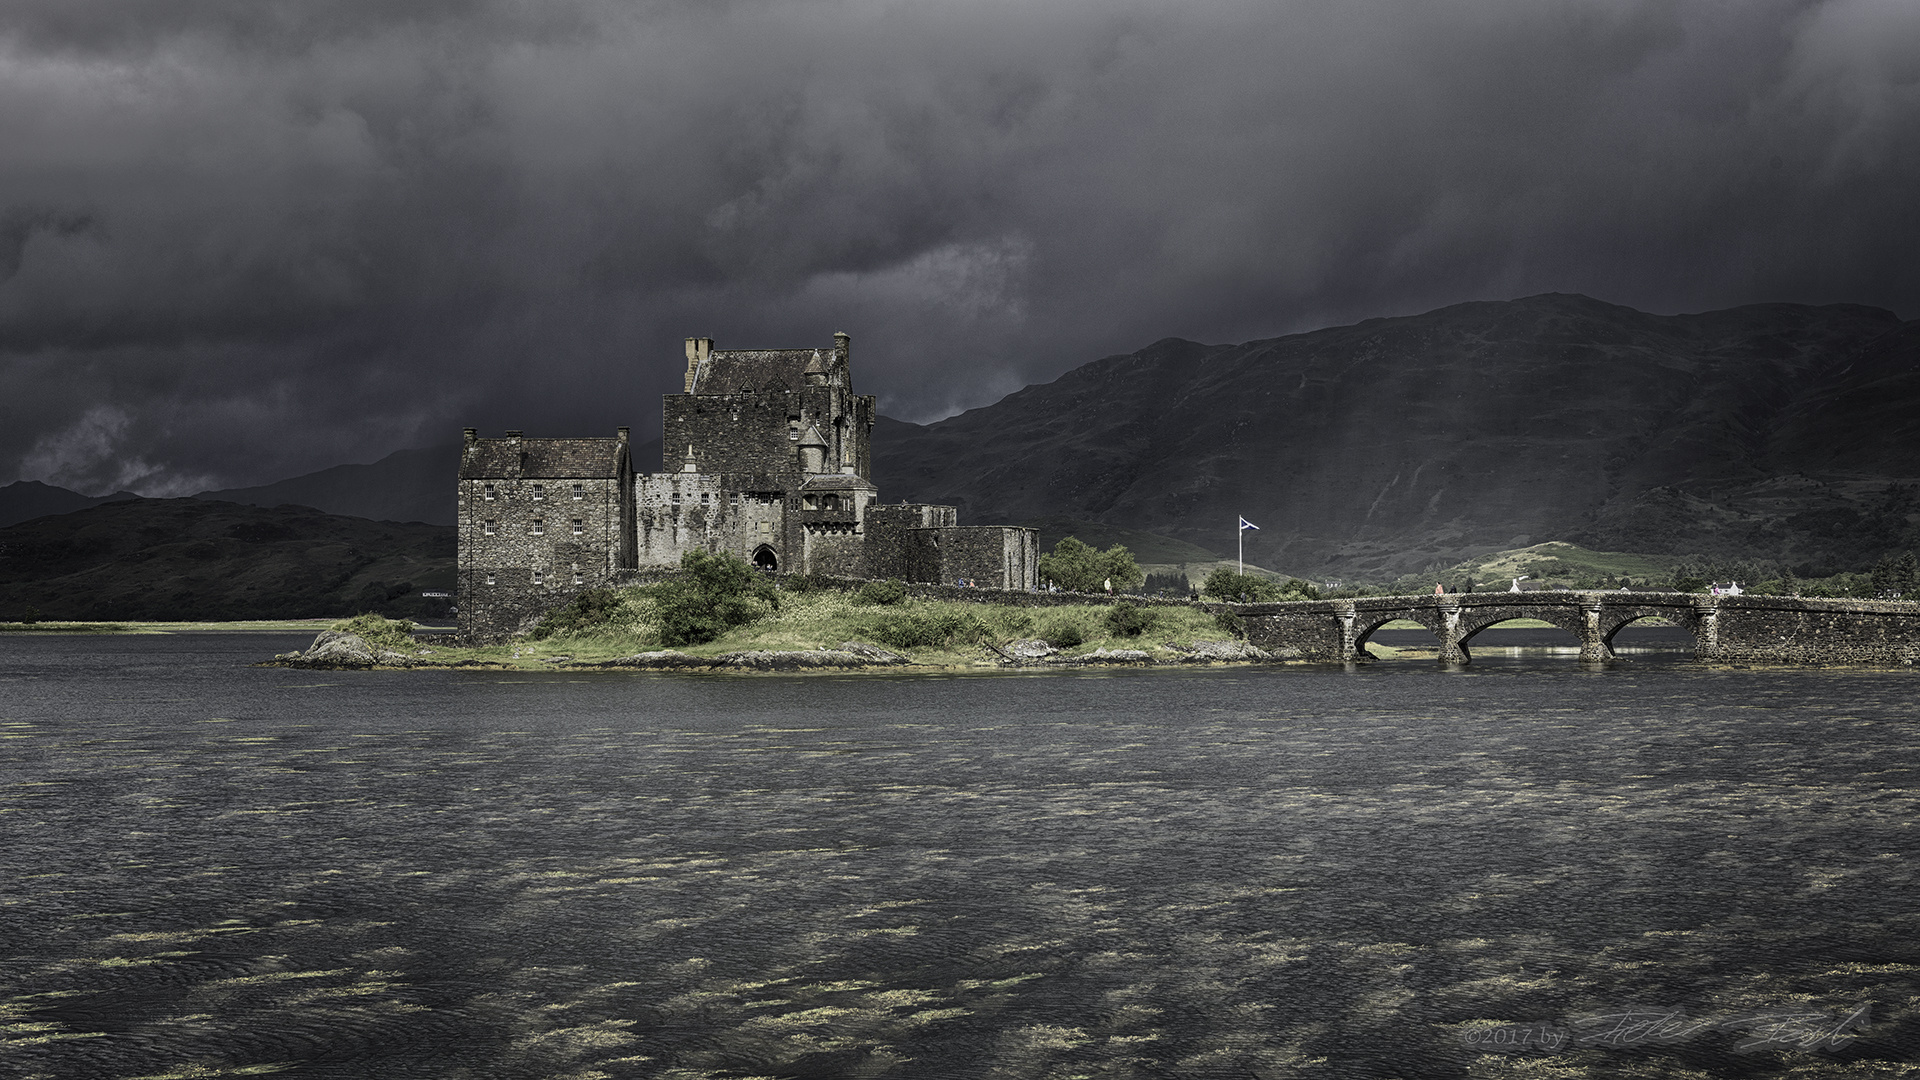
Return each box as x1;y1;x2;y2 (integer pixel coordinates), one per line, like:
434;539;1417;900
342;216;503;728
1871;550;1918;599
654;550;779;645
1038;537;1144;593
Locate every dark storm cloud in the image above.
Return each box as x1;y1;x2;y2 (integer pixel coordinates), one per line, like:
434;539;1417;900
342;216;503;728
3;0;1917;493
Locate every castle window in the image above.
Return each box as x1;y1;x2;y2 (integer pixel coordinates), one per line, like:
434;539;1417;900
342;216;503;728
483;483;496;501
571;483;583;500
531;518;545;535
533;569;543;584
671;491;680;505
700;492;709;505
483;519;496;536
571;518;583;535
572;565;583;585
532;484;545;501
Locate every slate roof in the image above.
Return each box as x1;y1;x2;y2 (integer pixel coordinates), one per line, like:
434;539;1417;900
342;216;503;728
688;349;832;395
799;475;877;492
459;437;628;479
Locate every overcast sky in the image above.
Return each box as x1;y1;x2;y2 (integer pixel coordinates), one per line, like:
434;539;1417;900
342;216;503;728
3;0;1918;495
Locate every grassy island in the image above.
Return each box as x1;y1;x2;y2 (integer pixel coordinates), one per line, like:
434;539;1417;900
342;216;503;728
287;552;1259;672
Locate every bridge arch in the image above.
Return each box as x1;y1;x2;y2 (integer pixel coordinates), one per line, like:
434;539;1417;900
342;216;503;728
1599;607;1700;654
1455;611;1586;662
1350;607;1441;657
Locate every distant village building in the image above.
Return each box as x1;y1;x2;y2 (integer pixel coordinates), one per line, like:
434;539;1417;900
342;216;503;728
457;333;1037;639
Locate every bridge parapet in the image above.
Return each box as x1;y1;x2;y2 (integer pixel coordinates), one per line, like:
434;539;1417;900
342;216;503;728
1225;592;1920;665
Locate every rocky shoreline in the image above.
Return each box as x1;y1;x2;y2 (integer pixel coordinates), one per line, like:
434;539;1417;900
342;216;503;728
267;630;1288;671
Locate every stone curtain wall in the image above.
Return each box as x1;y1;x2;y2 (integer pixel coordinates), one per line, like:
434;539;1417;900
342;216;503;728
930;526;1039;591
865;505;957;582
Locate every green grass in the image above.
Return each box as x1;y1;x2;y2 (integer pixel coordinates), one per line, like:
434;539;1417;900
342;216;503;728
1396;541;1682;592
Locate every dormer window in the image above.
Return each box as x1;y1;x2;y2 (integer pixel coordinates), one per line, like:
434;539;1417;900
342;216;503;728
532;484;545;501
483;519;496;536
531;518;545;536
571;483;584;500
483;483;496;501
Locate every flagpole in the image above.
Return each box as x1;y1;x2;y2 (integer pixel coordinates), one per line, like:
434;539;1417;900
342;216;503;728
1238;520;1243;577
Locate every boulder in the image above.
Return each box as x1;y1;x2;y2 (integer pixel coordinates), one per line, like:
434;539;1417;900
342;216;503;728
1002;639;1059;661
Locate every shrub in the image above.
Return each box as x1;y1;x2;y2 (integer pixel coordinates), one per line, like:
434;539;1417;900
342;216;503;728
1037;613;1087;649
331;612;416;649
527;588;625;641
21;606;40;625
655;550;779;646
861;607;990;650
853;578;910;606
782;573;835;594
1212;610;1247;639
1102;600;1158;637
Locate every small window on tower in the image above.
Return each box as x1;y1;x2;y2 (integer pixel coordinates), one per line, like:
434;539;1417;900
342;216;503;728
531;518;545;536
485;572;496;585
701;492;710;505
532;484;545;501
571;483;584;500
483;483;496;501
571;518;583;535
533;569;544;585
483;519;496;536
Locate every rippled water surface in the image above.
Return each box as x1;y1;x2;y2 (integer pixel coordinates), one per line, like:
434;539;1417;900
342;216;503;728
3;634;1917;1079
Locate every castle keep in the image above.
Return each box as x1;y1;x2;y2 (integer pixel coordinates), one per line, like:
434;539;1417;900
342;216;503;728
458;334;1037;639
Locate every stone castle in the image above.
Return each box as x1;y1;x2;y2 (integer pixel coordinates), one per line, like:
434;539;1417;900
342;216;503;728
456;333;1038;639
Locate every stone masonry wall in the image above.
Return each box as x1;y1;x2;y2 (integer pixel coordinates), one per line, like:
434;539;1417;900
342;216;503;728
865;504;957;582
457;474;626;641
1705;596;1920;665
931;526;1039;591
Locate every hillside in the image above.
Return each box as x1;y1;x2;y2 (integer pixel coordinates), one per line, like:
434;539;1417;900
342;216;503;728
195;443;464;525
872;294;1920;577
0;481;142;529
0;499;455;621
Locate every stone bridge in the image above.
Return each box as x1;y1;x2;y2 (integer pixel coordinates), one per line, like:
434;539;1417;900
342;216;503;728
1227;591;1920;665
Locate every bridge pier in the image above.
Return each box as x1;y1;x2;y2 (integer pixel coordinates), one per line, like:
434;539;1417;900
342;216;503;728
1437;600;1468;664
1335;603;1363;662
1693;597;1720;660
1578;601;1610;663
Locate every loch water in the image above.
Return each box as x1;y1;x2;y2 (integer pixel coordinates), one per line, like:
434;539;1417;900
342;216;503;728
2;632;1917;1079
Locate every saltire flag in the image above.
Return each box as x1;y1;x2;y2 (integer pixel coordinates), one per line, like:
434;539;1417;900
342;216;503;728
1239;517;1260;531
